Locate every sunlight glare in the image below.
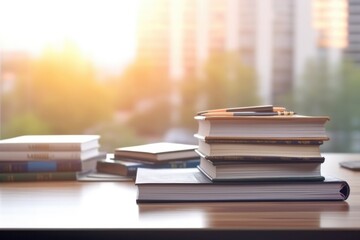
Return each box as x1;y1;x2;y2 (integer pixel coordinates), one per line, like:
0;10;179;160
0;0;139;70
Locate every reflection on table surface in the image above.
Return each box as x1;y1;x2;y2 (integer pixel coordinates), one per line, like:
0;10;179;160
0;153;359;230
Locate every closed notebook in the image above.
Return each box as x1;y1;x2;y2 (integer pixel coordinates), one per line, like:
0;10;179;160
135;168;350;203
114;142;198;162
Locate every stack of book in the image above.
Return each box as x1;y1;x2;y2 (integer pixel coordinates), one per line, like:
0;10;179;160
135;105;350;202
96;142;199;178
0;135;105;182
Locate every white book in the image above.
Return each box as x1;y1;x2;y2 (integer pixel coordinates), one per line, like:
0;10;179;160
114;142;198;162
195;115;330;140
196;137;322;158
0;135;100;151
0;148;100;161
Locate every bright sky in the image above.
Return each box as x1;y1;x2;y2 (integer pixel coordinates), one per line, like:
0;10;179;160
0;0;139;72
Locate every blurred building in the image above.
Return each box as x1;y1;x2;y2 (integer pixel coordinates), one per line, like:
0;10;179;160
136;0;349;105
137;0;350;103
344;0;360;64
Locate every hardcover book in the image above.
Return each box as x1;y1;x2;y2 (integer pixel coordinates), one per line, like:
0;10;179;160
195;135;323;159
198;157;324;182
195;149;325;162
114;142;198;163
0;135;100;151
135;168;350;202
195;115;330;140
194;134;324;145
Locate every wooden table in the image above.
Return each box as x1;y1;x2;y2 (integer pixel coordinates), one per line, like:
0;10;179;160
1;153;360;239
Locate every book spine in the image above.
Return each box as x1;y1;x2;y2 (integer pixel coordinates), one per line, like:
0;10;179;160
0;152;83;161
0;143;81;151
0;160;82;173
206;156;325;163
202;139;323;145
0;161;27;172
0;172;77;182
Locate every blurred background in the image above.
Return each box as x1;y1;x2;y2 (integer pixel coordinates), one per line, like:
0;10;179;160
1;0;359;152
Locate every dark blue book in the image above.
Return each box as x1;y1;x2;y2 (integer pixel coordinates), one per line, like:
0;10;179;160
135;168;350;203
96;154;200;178
0;153;106;173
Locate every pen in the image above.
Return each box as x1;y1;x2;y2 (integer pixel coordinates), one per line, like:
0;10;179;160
202;111;296;117
197;105;286;115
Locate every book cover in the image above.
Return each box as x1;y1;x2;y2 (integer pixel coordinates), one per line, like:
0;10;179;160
0;152;106;173
194;115;330;140
135;168;350;202
97;154;200;177
0;148;99;161
114;142;198;162
0;135;100;151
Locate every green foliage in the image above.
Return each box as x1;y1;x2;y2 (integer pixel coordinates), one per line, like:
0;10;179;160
334;60;360;130
292;58;360;152
2;112;51;138
177;52;259;131
114;58;171;110
28;45;114;133
127;100;172;137
201;52;259;109
87;120;148;153
179;75;201;132
292;59;336;116
2;44;116;137
107;58;173;139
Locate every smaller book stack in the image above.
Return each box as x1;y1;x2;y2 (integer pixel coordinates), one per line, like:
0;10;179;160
135;105;351;202
0;135;105;182
194;105;329;182
96;142;199;178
